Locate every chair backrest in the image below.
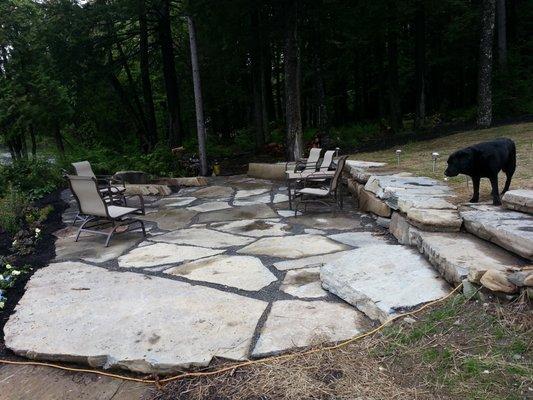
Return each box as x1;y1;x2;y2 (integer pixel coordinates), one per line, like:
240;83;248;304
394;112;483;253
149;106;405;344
329;156;348;192
67;175;108;217
319;150;335;172
72;161;96;178
300;147;321;171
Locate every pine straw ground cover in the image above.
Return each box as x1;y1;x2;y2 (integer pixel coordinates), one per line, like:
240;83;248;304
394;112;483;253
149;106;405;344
147;295;532;400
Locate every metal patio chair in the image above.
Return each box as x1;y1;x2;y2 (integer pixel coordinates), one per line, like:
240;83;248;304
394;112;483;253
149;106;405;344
67;175;146;247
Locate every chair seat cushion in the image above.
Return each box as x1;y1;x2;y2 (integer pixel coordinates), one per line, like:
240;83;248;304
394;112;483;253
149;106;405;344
107;205;140;218
297;187;329;196
286;170;335;180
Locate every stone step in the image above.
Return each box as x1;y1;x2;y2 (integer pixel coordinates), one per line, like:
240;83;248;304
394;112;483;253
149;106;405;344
460;204;533;260
409;230;528;286
320;244;450;323
502;189;533;215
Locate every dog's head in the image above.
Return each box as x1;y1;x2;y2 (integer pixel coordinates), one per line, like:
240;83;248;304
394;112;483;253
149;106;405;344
444;149;474;177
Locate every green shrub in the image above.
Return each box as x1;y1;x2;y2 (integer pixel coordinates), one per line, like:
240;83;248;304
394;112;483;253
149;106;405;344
0;186;29;234
0;159;62;199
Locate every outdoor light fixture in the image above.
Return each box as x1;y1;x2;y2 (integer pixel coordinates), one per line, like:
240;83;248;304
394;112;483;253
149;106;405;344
431;152;440;172
335;147;340;157
395;149;402;166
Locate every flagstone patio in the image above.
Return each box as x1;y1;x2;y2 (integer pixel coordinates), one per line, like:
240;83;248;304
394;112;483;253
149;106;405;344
3;175;447;374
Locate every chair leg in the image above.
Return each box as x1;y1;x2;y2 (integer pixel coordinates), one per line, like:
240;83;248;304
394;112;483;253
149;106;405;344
75;217;92;242
140;220;146;236
287;181;292;210
105;225;120;247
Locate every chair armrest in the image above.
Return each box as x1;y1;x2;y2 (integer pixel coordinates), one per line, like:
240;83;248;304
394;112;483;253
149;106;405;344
125;194;145;214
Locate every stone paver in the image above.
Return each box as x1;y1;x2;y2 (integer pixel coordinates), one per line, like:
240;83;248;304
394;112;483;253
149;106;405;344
502;189;533;214
273;250;355;271
4;262;268;373
288;214;361;230
328;231;387;247
321;245;450;323
196;204;278;223
410;231;526;285
252;300;370;356
118;242;224;268
54;232;140;263
140;208;197;230
233;194;271;206
211;218;291;237
238;234;348;259
164;255;277;291
151;227;255;248
192;185;234;198
163;197;197;207
279;267;328;298
235;188;270;199
187;201;232;212
460;204;533;260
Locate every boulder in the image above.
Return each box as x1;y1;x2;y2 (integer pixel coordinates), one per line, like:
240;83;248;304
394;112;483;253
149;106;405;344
479;270;517;294
389;212;418;245
124;184;172;196
113;171;150;184
502;189;533;214
357;183;391;218
247;163;286;180
154;176;208;187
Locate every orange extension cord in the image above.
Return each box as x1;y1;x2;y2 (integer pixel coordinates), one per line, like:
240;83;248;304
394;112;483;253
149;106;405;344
0;284;463;386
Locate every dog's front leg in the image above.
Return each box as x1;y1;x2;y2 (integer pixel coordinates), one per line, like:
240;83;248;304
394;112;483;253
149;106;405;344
489;175;501;205
470;176;480;203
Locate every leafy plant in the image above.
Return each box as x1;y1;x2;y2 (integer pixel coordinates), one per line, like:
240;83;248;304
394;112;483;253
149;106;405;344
0;186;29;235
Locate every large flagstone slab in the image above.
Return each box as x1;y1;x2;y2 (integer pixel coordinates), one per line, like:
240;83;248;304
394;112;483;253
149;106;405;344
288;214;361;231
187;201;232;213
196;204;278;223
460;205;533;260
54;232;141;263
211;219;291;237
233;194;271;206
4;262;267;373
320;245;450;323
252;300;370;356
164;255;277;291
328;231;387;248
235;188;270;199
162;197;197;207
273;250;355;271
501;189;533;214
410;230;527;285
139;208;197;230
192;185;234;199
279;267;328;298
118;242;224;268
237;234;348;259
151;228;255;248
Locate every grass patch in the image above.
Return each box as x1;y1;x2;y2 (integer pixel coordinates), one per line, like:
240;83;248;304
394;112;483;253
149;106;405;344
147;297;532;400
351;122;533;204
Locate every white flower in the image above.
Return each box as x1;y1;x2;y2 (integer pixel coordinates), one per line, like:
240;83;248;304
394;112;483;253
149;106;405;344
5;264;12;269
12;240;17;246
0;275;4;281
35;228;41;234
11;270;21;276
0;301;5;309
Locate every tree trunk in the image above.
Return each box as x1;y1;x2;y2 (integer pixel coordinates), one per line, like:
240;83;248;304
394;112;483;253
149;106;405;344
262;40;274;139
138;0;158;149
54;122;65;157
284;0;303;161
477;0;496;128
29;124;37;159
274;46;283;121
414;1;426;129
250;7;265;149
157;0;183;147
187;16;208;176
386;2;403;133
314;53;328;137
496;0;507;67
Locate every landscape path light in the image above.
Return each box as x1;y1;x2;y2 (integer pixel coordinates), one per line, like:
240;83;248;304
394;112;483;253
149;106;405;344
395;149;402;167
432;152;440;173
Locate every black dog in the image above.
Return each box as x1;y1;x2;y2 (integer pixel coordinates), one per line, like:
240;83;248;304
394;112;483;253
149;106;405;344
444;138;516;205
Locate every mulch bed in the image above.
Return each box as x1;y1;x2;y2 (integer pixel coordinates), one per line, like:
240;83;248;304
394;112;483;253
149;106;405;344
0;189;66;356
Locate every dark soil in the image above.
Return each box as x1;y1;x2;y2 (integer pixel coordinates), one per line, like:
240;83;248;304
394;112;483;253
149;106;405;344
0;189;66;354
